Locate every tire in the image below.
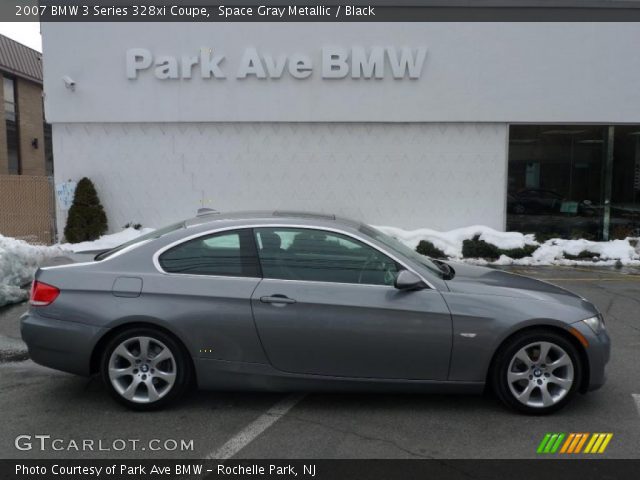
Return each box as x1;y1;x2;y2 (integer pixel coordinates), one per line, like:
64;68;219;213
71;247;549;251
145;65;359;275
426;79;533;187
491;329;582;415
100;327;192;410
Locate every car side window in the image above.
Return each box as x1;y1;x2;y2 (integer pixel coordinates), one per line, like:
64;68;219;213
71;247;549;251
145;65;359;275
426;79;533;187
254;228;398;286
159;229;260;277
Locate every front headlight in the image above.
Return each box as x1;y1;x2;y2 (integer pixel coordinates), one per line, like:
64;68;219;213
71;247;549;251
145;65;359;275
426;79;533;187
583;315;605;334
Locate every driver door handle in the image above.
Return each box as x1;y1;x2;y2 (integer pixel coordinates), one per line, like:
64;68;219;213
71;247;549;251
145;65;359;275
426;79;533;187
260;295;296;305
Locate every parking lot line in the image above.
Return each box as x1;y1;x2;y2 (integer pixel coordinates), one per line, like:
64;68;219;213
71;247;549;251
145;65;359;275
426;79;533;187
206;393;306;460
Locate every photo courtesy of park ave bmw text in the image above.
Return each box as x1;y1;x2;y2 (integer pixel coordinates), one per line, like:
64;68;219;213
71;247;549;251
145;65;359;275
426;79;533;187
1;1;640;480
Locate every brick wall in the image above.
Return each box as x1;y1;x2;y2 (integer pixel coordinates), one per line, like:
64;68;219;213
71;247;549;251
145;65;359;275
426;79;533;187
0;175;55;244
16;77;45;175
0;76;45;175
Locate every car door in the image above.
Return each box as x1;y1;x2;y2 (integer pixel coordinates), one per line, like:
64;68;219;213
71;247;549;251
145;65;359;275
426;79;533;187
154;228;266;363
250;227;452;380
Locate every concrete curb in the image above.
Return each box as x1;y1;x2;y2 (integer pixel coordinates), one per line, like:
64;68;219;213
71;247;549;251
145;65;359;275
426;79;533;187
0;296;29;363
0;335;28;363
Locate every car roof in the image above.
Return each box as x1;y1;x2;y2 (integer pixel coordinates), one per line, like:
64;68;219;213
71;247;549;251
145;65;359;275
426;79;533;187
184;210;363;230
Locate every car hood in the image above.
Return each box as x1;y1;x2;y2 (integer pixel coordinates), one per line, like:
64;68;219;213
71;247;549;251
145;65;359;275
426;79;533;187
443;262;592;307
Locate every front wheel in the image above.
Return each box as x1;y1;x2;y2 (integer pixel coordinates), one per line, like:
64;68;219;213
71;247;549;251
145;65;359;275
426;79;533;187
491;330;582;415
100;328;191;410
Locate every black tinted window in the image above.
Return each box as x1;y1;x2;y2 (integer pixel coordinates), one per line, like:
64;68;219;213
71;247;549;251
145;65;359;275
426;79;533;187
159;229;259;277
254;228;398;286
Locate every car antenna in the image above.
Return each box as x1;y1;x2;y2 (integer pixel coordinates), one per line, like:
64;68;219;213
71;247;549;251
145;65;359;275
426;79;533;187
196;207;219;216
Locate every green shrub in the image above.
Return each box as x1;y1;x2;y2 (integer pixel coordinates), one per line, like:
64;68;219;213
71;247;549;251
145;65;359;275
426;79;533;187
416;240;447;259
501;244;539;259
564;250;600;260
462;235;539;260
64;177;108;243
462;235;501;260
534;232;562;243
123;222;143;230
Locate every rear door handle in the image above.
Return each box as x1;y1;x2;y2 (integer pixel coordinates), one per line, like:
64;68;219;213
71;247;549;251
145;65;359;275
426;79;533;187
260;295;296;305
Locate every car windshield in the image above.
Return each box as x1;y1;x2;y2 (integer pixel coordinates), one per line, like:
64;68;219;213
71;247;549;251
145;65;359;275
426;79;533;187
359;224;443;277
94;221;186;260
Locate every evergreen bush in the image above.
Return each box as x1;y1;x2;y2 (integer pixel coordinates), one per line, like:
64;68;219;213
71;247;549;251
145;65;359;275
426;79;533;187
462;235;539;260
564;250;600;260
462;235;501;260
416;240;447;259
63;177;108;243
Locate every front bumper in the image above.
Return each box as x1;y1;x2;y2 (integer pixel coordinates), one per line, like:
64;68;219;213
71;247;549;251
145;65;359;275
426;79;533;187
571;320;611;392
20;310;106;376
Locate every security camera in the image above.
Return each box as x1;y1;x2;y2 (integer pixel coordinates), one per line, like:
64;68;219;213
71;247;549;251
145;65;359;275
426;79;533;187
63;76;76;91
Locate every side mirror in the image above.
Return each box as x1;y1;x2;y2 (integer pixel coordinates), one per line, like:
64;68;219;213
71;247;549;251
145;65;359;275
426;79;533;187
394;270;427;291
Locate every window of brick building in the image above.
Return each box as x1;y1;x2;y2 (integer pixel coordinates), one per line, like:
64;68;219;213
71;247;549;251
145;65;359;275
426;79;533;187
3;76;20;174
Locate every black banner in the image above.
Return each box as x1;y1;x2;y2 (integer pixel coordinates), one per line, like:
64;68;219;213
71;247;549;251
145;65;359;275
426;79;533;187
4;459;640;480
3;1;640;22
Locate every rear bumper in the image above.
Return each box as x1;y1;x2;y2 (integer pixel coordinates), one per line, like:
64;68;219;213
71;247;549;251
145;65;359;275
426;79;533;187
571;321;611;392
20;310;106;376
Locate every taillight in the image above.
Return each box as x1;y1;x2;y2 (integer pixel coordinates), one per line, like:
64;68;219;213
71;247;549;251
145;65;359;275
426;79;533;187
30;280;60;306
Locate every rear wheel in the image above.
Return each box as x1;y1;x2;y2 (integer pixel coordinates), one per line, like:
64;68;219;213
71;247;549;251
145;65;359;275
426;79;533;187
491;330;582;414
100;327;191;410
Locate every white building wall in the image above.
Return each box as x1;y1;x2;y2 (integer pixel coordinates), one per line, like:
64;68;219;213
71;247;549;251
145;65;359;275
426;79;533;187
53;122;508;233
47;21;640;235
42;23;640;124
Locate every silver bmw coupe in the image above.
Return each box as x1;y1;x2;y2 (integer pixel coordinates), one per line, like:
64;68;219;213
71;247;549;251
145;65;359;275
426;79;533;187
22;211;610;414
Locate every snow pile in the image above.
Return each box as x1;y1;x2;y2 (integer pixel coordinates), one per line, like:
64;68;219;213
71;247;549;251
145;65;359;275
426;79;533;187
378;225;640;266
529;238;638;266
59;227;154;253
377;225;537;259
0;235;65;306
0;227;153;308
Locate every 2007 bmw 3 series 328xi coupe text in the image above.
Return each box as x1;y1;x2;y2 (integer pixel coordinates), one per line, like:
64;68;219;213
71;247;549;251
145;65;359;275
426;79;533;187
21;211;610;414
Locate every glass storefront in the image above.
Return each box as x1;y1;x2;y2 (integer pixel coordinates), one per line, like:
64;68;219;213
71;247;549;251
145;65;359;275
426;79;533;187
507;125;640;240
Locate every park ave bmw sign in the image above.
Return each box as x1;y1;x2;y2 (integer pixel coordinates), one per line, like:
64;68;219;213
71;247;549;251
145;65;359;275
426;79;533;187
126;46;428;80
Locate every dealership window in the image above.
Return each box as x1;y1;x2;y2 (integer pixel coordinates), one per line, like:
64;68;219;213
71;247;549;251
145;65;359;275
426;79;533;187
4;76;20;174
507;125;640;240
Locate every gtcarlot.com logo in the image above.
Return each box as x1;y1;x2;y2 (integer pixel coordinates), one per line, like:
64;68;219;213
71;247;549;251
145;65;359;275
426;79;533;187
537;433;613;454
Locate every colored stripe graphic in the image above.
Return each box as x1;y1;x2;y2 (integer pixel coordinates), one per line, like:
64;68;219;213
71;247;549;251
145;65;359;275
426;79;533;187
573;433;589;453
537;433;565;454
598;433;613;453
584;433;599;453
567;433;584;453
537;434;552;453
560;433;575;453
538;433;613;454
550;433;565;453
584;433;613;454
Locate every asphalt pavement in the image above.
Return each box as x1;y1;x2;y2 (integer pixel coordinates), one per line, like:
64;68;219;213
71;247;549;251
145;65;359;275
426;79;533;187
1;265;639;460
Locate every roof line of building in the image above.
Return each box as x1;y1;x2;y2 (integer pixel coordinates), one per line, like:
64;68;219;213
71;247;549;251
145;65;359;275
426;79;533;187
0;33;42;85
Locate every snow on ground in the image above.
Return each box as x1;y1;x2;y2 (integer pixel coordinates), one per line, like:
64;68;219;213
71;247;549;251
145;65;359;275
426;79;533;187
378;225;537;259
0;227;152;307
0;235;66;306
378;225;640;266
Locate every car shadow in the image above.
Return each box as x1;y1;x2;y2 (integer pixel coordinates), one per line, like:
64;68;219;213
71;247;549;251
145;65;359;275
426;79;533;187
74;373;606;420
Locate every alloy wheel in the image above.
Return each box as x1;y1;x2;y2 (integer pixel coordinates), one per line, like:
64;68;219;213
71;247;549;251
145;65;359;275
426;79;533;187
506;341;574;408
108;336;177;404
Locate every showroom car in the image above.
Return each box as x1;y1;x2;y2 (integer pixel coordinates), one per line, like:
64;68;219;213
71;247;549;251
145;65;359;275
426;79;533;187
21;211;610;414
